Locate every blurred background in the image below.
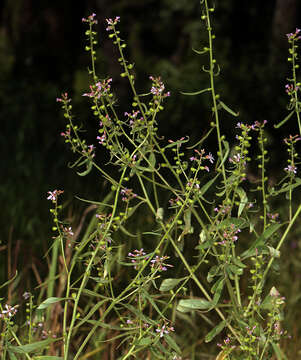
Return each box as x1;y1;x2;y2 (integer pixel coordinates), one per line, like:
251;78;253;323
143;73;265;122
0;0;300;281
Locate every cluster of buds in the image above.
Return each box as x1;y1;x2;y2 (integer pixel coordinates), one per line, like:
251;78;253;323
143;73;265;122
120;188;137;202
82;13;98;25
128;248;147;270
217;223;241;246
286;28;301;41
150;255;173;272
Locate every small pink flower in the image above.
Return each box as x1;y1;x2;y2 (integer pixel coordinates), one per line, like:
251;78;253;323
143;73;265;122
105;16;120;31
47;190;64;202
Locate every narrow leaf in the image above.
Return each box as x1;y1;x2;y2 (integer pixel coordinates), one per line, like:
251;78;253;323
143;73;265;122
77;159;93;176
274;110;295;129
217;140;230;169
136;336;153;346
34;357;63;360
205;320;226;343
8;352;18;360
236;187;248;217
181;88;211;96
165;334;181;353
0;271;18;290
192;47;209;55
148;152;156;169
8;338;58;354
37;297;65;310
218;100;239;116
200;173;220;196
241;223;284;259
271;341;288;360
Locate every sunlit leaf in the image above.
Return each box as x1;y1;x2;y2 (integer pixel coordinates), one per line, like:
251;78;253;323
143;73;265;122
268;246;280;258
8;338;58;354
37;297;65;310
159;278;183;292
177;298;213;313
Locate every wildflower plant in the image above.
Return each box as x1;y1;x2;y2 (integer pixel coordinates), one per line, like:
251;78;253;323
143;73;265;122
1;1;301;359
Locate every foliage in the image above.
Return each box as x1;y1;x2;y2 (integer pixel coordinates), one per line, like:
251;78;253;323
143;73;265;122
1;1;301;359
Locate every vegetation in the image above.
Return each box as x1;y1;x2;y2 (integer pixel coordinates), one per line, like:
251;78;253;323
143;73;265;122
1;1;301;359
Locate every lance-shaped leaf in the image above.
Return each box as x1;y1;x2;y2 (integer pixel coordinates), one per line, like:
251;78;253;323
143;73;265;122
177;298;213;313
159;278;183;292
274;109;295;129
205;320;227;343
8;338;58;354
37;297;66;310
241;223;284;259
180;87;211;96
218;100;239;117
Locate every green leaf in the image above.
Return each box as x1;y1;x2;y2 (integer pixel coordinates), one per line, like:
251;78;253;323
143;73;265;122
192;47;209;55
37;297;65;310
177;298;213;313
187;127;214;149
164;136;189;149
205;320;227;343
148;152;156;169
207;265;221;283
74;299;108;329
232;257;246;268
77;159;93;176
200;173;220;196
136;336;153;346
227;264;243;276
141;288;166;320
274;109;295;129
218;100;239;116
241;223;284;259
34;357;63;360
236;187;248;217
135;165;155;173
216;217;248;230
165;334;181;353
0;271;18;290
180;87;211;96
268;246;280;258
271;341;288;360
8;351;18;360
211;278;224;307
8;338;58;354
270;177;301;196
217;140;230;170
159;278;183;292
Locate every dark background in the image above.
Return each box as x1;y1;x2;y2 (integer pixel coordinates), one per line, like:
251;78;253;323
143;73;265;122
0;0;300;251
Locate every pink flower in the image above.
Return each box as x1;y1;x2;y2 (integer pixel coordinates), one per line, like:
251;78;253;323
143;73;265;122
105;16;120;31
82;13;98;24
47;190;64;202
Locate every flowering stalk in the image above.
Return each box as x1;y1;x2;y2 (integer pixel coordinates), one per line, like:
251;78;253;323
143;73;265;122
287;28;301;134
